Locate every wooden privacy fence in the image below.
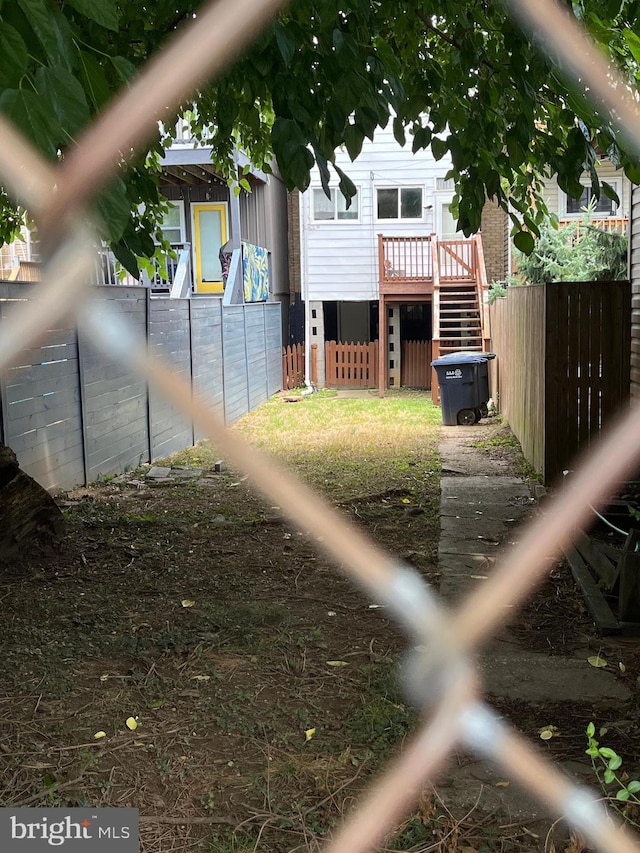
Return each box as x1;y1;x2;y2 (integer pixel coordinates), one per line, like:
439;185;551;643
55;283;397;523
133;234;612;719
282;343;318;389
0;283;282;491
325;341;378;388
401;340;432;389
490;281;630;484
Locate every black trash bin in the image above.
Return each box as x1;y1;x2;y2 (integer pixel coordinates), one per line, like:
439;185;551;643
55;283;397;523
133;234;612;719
448;351;495;409
431;352;493;426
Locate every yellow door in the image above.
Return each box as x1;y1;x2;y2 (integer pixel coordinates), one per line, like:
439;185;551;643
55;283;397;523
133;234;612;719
192;203;228;293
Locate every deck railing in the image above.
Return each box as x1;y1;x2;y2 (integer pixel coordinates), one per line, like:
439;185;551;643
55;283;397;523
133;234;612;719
438;238;477;281
378;234;434;285
558;216;629;241
379;234;482;287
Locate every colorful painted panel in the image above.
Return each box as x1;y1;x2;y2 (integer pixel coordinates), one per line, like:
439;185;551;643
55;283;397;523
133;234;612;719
242;243;270;302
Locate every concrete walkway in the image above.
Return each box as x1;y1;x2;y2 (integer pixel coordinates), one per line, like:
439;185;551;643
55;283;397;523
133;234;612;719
434;420;631;829
438;421;630;704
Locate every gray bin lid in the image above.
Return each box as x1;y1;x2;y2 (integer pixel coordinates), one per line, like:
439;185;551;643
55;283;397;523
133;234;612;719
431;353;488;366
447;350;496;360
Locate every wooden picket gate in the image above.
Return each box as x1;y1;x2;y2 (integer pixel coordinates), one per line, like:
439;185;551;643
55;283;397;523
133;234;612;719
325;341;378;388
282;344;318;389
401;340;432;389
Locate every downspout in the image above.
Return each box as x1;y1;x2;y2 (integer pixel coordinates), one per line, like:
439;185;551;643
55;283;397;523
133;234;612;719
301;189;313;390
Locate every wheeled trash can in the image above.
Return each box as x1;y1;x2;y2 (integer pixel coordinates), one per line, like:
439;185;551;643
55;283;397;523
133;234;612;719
431;352;494;426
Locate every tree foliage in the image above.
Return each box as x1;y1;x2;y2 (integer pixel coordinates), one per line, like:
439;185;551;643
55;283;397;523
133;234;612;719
1;0;640;270
514;211;628;283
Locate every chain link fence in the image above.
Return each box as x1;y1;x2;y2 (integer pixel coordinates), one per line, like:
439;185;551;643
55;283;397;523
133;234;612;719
1;0;640;850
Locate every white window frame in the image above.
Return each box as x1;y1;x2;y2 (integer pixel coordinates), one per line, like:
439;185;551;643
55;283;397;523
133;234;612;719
375;185;425;222
559;178;622;218
160;200;187;244
310;187;360;223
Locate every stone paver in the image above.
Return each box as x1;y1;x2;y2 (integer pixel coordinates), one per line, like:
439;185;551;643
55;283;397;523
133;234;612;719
146;466;171;479
433;420;632;826
437;424;632;704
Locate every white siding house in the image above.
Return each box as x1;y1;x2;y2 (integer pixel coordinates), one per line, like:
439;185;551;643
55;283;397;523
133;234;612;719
301;124;456;304
541;160;630;223
299;123;489;392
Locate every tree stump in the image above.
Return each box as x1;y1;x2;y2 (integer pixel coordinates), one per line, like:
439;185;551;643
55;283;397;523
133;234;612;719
0;443;64;561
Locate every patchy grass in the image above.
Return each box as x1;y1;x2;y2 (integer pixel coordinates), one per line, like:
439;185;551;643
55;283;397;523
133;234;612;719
167;389;442;503
0;389;447;852
470;419;543;482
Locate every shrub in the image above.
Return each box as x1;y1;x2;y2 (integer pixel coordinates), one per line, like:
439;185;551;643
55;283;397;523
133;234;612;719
515;207;627;283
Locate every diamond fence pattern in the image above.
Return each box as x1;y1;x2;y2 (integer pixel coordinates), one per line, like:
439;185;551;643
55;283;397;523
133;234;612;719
0;0;639;851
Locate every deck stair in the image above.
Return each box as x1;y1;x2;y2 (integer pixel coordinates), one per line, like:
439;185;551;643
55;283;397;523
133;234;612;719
437;279;484;354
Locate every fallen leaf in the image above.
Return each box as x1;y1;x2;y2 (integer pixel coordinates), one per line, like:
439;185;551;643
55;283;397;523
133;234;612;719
326;660;349;667
402;498;411;504
99;674;109;682
587;655;608;668
305;728;316;741
327;611;337;617
93;731;107;740
125;717;138;731
619;662;627;673
181;599;196;608
495;781;509;787
539;725;560;740
133;741;145;747
191;675;211;682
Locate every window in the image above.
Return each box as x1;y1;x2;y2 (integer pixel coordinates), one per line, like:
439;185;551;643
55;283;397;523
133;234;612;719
376;187;423;220
436;177;455;191
160;202;185;244
563;184;620;217
312;188;358;221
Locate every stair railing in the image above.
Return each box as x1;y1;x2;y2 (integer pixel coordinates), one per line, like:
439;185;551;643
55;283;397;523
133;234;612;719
473;233;491;351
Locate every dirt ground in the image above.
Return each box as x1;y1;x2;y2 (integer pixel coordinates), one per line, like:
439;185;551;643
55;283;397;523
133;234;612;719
0;399;639;853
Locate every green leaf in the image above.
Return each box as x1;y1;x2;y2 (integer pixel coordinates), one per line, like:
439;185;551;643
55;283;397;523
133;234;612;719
344;123;364;161
586;722;596;738
110;241;139;279
393;116;405;147
604;769;616;784
626;781;640;793
274;22;296;65
17;0;74;70
625;162;640;184
35;66;89;136
608;755;623;771
78;50;111;110
111;56;137;85
598;747;618;759
412;126;431;153
97;178;132;244
514;230;535;254
0;88;60;158
623;29;640;65
616;788;631;802
0;24;28;88
334;164;357;207
432;137;448;161
66;0;119;31
601;181;620;205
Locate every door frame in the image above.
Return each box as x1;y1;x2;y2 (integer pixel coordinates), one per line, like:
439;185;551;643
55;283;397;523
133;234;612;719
191;202;229;293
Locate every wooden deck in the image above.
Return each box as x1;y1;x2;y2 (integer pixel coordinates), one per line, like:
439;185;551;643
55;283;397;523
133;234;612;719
377;233;490;398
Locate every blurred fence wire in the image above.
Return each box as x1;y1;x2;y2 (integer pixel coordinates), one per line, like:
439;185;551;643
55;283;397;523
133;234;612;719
1;0;640;850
